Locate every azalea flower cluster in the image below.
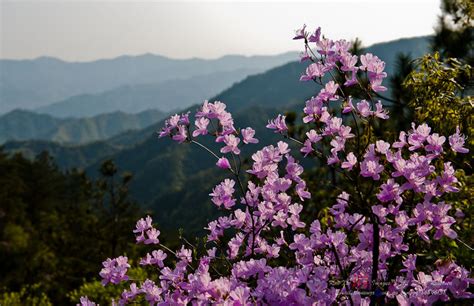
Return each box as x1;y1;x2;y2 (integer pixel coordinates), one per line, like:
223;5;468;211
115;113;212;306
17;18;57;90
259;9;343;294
158;100;259;170
80;26;472;305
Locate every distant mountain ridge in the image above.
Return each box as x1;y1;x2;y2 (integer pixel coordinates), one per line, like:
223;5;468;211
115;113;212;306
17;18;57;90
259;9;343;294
0;109;165;144
35;68;261;118
0;52;298;113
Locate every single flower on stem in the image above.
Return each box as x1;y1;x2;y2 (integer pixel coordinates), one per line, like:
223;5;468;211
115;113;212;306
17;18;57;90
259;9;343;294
241;127;259;144
216;157;232;169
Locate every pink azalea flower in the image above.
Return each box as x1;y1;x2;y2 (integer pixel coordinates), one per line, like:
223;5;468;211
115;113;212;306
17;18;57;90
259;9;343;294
340;52;358;72
216;157;231;169
241;127;259;144
209;179;236;209
449;126;469;153
300;139;313;157
360;156;384;180
342;97;355;113
318;81;339;101
316;38;335;55
100;256;130;285
375;140;390;154
221;134;241;155
306;129;322;143
300;62;325;81
293;24;306;40
341;152;357;170
192;117;209;137
144;228;160;244
425;133;446;155
266;114;288;133
377;179;403;204
308;27;321;42
172;125;188;143
374;101;389;119
79;296;96;306
356;100;372;117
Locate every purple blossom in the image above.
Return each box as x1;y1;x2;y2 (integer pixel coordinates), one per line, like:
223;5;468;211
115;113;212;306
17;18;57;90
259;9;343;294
121;283;140;303
303;96;326;123
340;52;358;72
134;215;152;233
374;101;389;119
408;122;431;151
356;100;372;117
306;129;322;143
316;38;335;55
449;126;469;153
341;152;357;170
300;139;313;157
400;254;417;275
393;131;408;149
172;125;187;143
216;157;231;169
140;250;167;267
134;216;153;243
100;256;130;285
144;228;160;244
308;27;321;43
209;179;236;209
318;81;339;102
266;114;288;133
299;47;311;62
241;127;259;144
221;134;241;155
375;140;390;154
228;233;244;258
293;24;306;40
78;297;96;306
342;98;355;113
377;179;402;204
141;280;162;304
192;117;209;137
425;133;446;155
360;156;384;180
300;62;325;81
370;76;387;92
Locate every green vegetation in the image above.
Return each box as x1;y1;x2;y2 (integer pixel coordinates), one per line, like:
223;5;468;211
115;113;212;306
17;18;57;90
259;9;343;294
0;153;140;304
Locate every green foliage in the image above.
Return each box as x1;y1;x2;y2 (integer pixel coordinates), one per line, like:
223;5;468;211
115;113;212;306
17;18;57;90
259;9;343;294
2;139;122;170
432;0;474;65
0;152;141;304
384;53;417;131
404;52;473;142
0;284;52;306
95;159;141;258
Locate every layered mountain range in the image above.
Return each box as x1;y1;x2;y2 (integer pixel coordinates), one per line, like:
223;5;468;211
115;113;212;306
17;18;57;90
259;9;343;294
0;52;298;114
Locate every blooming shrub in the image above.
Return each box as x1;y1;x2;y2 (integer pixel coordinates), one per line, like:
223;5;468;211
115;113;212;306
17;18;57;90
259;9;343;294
80;26;472;305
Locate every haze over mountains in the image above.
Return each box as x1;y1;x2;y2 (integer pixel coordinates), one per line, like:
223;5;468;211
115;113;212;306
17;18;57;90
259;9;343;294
0;52;297;114
2;36;431;231
0;109;165;144
35;68;260;117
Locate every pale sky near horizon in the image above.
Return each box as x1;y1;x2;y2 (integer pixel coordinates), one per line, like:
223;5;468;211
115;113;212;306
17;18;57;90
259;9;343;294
1;0;441;62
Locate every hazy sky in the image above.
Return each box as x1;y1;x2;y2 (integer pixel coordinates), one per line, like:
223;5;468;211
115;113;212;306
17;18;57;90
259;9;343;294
1;0;441;62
